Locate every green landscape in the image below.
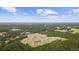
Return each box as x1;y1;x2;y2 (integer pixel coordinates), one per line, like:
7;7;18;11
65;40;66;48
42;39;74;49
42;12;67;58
0;23;79;51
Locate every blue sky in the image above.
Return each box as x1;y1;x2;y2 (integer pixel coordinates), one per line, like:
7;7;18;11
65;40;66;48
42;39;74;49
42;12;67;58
0;7;79;23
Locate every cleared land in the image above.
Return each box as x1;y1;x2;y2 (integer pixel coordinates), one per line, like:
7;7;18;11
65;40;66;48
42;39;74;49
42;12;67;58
55;27;79;34
21;33;68;47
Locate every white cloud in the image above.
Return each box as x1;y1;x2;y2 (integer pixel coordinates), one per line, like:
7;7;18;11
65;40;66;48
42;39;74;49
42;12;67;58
45;9;58;14
40;15;58;20
46;16;58;20
36;9;43;14
2;7;17;14
36;9;58;16
72;9;79;13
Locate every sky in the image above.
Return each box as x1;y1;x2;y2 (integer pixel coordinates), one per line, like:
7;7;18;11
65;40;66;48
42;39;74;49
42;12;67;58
0;7;79;23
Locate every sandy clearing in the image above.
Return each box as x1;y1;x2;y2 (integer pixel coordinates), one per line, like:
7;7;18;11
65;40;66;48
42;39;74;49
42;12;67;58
70;28;79;34
20;33;68;47
55;29;67;32
10;28;21;31
55;28;79;34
